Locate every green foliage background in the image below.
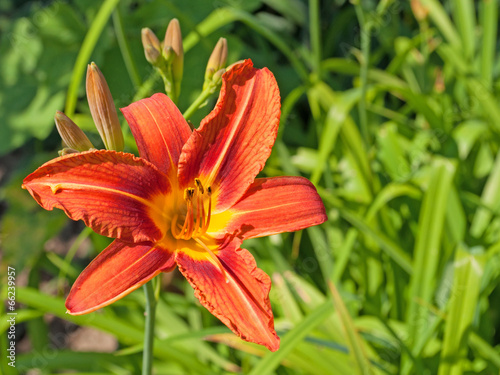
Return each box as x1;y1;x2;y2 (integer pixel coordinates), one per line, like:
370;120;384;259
1;0;500;373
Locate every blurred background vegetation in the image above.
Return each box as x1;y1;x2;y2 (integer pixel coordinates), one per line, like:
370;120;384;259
1;0;500;373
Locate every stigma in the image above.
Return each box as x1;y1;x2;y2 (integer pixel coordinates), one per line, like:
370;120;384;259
171;178;212;240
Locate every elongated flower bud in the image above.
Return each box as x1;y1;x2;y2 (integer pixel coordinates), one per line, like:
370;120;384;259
55;111;94;151
411;0;428;21
163;19;183;101
141;28;161;65
86;62;124;151
205;38;227;82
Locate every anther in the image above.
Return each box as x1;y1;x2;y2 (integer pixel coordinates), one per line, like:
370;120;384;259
172;183;213;240
194;178;204;194
184;188;195;201
172;188;195;240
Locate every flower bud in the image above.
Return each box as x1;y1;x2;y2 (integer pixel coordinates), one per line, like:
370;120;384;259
54;111;94;151
86;62;124;151
211;69;225;86
411;0;428;21
163;19;183;100
141;28;161;65
204;38;227;82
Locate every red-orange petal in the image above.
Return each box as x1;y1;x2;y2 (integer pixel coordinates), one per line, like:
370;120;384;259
178;59;281;213
176;243;280;351
121;93;192;175
22;150;169;243
66;240;174;315
212;176;327;240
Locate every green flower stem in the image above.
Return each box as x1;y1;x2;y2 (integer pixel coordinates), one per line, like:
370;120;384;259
112;7;142;89
160;68;177;104
309;0;321;78
142;279;157;375
182;85;218;121
133;70;160;102
57;226;93;292
354;4;371;148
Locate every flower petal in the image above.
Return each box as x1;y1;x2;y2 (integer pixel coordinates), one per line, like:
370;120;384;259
176;242;280;351
121;93;192;174
66;240;174;315
178;59;281;213
22;150;170;243
210;177;327;240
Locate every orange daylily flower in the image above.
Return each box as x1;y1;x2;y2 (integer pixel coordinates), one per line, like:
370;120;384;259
22;60;327;351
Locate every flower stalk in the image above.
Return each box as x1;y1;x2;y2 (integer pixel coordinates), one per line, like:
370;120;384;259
141;19;184;103
142;279;157;375
183;40;231;120
182;83;219;121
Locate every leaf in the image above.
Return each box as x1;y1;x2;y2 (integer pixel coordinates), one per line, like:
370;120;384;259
329;282;374;375
404;157;456;371
248;301;334;375
438;246;485;375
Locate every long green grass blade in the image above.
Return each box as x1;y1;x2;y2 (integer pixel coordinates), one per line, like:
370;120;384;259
404;158;456;372
468;332;500;370
451;0;476;62
248;301;334;375
419;0;462;49
479;0;498;87
438;246;485;375
14;287;213;374
335;206;412;274
183;7;308;81
64;0;121;117
112;7;141;88
470;151;500;238
329;282;374;375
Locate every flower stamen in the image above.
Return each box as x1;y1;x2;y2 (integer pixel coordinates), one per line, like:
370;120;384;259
172;188;194;239
193;179;204;235
171;182;212;240
202;186;212;233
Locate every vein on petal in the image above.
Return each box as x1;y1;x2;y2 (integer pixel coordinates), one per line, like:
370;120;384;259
140;100;175;172
29;181;165;219
205;77;256;186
